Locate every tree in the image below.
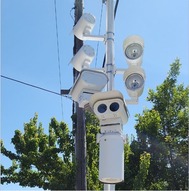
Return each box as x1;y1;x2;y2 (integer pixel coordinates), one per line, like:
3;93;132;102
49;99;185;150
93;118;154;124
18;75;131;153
134;59;189;190
116;139;151;190
72;111;103;190
1;59;188;190
133;152;151;190
1;112;103;190
1;114;75;190
85;112;103;191
117;59;188;190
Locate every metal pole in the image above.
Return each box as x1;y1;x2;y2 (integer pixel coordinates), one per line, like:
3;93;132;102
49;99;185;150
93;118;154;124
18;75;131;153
104;0;115;190
105;0;115;91
104;184;115;191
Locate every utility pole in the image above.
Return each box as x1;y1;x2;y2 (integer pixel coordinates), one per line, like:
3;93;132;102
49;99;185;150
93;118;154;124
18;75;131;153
73;0;87;190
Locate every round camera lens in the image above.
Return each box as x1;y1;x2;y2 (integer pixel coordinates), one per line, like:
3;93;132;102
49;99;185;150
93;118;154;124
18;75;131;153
98;104;107;113
110;102;119;112
125;73;144;90
125;43;143;60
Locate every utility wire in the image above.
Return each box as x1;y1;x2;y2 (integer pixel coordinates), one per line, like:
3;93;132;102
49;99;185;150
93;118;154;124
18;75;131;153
1;75;64;96
114;0;119;18
70;6;75;22
54;0;62;86
95;2;104;67
54;0;64;119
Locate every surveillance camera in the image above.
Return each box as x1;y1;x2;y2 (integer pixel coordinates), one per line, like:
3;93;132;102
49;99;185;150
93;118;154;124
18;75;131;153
70;69;108;108
70;44;95;72
89;90;129;125
123;35;144;66
123;66;145;98
73;13;95;40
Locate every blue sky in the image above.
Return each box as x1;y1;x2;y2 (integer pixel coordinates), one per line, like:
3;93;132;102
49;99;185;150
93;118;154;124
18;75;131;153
1;0;189;190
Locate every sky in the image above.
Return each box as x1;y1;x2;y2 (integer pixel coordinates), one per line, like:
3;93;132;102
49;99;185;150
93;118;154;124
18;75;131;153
1;0;189;190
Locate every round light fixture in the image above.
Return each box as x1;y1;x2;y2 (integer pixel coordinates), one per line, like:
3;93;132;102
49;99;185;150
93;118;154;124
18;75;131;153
125;73;144;90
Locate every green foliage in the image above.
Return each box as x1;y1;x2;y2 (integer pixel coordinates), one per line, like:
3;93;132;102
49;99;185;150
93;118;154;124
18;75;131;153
1;59;188;190
133;59;189;190
116;137;135;190
1;114;75;190
149;180;169;190
133;152;151;190
1;112;103;190
118;59;188;190
85;112;103;190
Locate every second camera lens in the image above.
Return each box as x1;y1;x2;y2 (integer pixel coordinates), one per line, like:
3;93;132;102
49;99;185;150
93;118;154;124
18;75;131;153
110;102;119;112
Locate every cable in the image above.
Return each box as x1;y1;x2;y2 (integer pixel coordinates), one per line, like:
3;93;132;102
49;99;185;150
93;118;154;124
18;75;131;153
1;75;72;100
70;6;75;22
1;75;61;96
54;0;62;89
114;0;119;19
54;0;64;119
95;2;104;67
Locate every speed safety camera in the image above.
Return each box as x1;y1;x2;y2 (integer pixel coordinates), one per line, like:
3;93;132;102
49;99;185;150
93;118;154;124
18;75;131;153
89;90;129;133
90;91;128;184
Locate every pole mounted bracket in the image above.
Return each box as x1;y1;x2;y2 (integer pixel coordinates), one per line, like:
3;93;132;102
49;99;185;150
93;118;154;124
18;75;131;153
125;97;138;105
60;88;71;95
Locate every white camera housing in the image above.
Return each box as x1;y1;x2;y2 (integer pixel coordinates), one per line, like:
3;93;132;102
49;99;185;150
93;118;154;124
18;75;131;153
70;45;95;72
73;13;95;40
123;66;145;98
98;132;125;184
70;69;108;108
90;90;129;127
123;35;144;66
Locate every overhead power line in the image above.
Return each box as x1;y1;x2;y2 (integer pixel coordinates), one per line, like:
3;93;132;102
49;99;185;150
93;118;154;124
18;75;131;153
95;1;104;67
114;0;119;18
1;75;70;98
54;0;62;90
54;0;64;118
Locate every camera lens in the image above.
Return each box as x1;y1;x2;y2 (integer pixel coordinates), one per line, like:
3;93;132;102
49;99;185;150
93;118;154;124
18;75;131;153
125;73;144;90
98;104;107;113
110;102;119;112
125;43;143;60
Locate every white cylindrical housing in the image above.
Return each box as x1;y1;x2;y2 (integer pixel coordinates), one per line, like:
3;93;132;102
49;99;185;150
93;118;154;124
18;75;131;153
123;35;144;66
99;133;124;184
73;13;95;40
70;45;95;71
